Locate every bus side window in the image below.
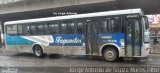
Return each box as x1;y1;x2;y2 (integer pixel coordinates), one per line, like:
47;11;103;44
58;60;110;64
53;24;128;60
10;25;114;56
48;21;59;34
102;18;119;33
113;17;121;32
18;24;23;35
30;24;36;35
101;17;121;33
44;24;50;35
37;24;44;35
54;24;59;34
101;18;109;33
6;25;17;36
67;20;75;34
25;25;30;35
109;19;114;32
18;24;30;35
60;22;67;34
60;20;75;34
77;20;84;34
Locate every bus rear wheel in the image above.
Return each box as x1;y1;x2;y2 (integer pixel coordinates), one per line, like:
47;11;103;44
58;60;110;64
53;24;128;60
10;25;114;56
33;45;44;58
103;47;118;62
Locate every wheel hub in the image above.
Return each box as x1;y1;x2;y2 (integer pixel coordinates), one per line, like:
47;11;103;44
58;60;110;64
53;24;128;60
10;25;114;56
106;51;114;58
35;48;41;56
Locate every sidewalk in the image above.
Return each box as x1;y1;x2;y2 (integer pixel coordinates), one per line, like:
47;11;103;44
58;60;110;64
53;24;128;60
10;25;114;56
149;54;160;58
0;47;4;53
150;43;160;54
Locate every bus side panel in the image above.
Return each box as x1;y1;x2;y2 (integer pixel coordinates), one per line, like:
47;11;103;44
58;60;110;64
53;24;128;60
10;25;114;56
5;34;34;53
5;34;86;55
98;33;125;57
48;34;86;55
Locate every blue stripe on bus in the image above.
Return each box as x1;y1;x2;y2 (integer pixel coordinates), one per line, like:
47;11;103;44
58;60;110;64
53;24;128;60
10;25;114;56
6;35;34;45
6;33;124;47
98;33;125;47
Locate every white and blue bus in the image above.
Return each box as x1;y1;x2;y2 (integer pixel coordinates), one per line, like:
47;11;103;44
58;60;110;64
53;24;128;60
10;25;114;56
4;8;150;61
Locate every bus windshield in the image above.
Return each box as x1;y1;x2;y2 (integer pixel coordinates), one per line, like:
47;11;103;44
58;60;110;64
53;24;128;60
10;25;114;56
142;16;149;30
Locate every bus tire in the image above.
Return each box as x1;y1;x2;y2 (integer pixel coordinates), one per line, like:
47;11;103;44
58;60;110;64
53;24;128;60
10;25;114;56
33;45;44;58
103;47;118;62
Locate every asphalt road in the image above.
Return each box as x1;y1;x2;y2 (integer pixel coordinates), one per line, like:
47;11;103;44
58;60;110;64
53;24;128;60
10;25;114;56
0;52;160;73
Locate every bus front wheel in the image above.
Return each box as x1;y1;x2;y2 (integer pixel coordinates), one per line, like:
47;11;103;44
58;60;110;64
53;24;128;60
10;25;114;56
33;45;44;58
103;47;118;62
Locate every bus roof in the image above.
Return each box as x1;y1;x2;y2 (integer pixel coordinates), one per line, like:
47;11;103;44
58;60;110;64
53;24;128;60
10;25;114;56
5;8;143;25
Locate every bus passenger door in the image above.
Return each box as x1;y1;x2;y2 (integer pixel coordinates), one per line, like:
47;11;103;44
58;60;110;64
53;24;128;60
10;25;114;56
125;19;141;57
85;19;99;55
